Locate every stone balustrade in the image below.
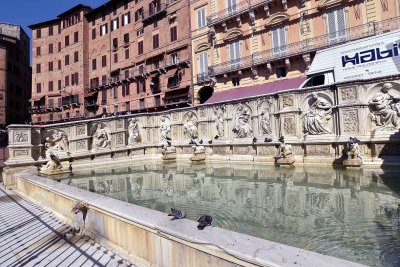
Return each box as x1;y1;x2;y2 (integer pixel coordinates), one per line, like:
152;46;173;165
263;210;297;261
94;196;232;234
6;75;400;167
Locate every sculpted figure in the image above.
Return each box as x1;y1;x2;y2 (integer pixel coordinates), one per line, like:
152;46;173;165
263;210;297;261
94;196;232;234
302;93;332;135
183;113;198;140
279;141;293;158
159;117;171;141
92;124;110;149
213;106;225;138
369;83;400;129
233;104;253;138
346;137;362;160
260;109;272;134
41;153;63;172
128;118;141;146
44;130;69;158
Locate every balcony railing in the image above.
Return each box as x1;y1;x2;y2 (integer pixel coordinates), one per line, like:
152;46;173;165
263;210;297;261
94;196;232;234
207;0;269;26
142;3;167;22
209;16;400;76
197;72;211;83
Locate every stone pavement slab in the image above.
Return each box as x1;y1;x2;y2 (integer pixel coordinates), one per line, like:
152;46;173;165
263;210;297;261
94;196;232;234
0;184;135;267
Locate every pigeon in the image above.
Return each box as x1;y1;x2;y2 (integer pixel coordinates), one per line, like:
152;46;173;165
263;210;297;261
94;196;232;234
199;139;203;144
167;141;172;147
166;137;172;141
264;137;273;142
197;215;212;230
252;137;257;144
168;208;186;220
214;135;219;140
68;163;73;173
208;140;213;144
189;139;197;146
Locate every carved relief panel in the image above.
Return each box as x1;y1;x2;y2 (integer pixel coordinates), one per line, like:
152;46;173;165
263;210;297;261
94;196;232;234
342;109;359;133
282;115;296;136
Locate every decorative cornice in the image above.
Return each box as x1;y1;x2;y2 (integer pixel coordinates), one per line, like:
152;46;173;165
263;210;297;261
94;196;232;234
265;12;290;28
194;43;211;53
318;0;345;9
223;28;243;42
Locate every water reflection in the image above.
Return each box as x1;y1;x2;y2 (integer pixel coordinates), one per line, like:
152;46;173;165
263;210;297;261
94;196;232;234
66;163;400;266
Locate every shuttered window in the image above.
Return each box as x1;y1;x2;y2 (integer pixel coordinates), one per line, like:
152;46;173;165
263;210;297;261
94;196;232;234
197;8;206;28
199;52;208;74
272;26;287;55
170;26;177;42
327;7;346;43
153;34;159;49
228;0;237;14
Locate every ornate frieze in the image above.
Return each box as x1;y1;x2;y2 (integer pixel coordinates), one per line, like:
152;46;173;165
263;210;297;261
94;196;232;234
13;149;29;157
306;145;331;155
257;146;276;156
76;126;86;136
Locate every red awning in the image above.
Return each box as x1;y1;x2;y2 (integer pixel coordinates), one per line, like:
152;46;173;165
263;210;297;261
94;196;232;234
205;76;307;104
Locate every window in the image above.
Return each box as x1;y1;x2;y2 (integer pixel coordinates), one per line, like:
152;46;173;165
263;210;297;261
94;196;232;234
228;0;237;14
153;34;159;49
229;40;240;68
92;28;96;39
276;67;287;78
113;38;118;49
58;80;62;91
49;26;53;36
36;83;41;93
171;52;179;64
122;84;130;97
92;58;97;70
170;26;177;42
74;51;79;63
65;55;70;66
58;60;61;70
167;73;181;88
197;8;206;28
112;18;119;31
48;61;53;71
100;24;108;36
36;46;41;56
272;26;286;55
65;35;69;46
58;42;61;52
232;76;240;86
113;86;118;99
65;76;69;87
114;53;118;63
125;49;129;59
71;73;79;85
102;75;107;85
74;31;79;43
155;95;161;107
49;44;53;54
124;33;129;43
327;7;346;43
102;55;107;67
138;40;144;55
36;64;41;73
139;99;145;109
136;28;144;36
154;21;158;28
48;81;53;91
135;8;143;21
36;29;41;38
122;12;131;26
199;52;208;74
137;80;146;93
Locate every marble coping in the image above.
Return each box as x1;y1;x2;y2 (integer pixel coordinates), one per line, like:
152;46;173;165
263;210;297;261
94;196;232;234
15;171;366;267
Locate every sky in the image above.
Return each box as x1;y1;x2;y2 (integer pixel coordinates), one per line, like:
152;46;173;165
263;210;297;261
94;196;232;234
0;0;105;55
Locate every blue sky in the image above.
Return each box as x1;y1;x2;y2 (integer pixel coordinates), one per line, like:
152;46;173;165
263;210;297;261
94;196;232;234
0;0;105;40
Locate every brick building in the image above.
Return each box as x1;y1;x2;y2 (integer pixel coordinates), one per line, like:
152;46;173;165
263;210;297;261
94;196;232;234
0;23;31;125
29;0;192;123
190;0;400;104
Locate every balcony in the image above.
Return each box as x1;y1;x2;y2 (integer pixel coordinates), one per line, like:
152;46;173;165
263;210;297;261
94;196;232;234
197;73;211;83
208;16;400;77
207;0;269;27
85;100;99;107
142;3;167;23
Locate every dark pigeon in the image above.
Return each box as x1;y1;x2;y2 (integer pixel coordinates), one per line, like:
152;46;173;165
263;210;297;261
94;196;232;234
197;215;212;230
252;137;257;143
167;141;172;147
69;163;73;173
168;208;186;220
264;137;273;142
199;139;203;144
208;140;213;144
189;139;197;146
214;135;219;140
166;136;172;141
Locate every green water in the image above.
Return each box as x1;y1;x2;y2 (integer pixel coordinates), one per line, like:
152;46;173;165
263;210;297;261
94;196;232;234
65;162;400;266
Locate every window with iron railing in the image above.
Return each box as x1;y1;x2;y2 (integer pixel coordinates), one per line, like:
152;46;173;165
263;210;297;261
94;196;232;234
167;73;181;88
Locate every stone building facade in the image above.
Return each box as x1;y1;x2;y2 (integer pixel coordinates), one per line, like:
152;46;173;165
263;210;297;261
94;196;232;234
0;23;31;126
190;0;400;104
29;0;192;124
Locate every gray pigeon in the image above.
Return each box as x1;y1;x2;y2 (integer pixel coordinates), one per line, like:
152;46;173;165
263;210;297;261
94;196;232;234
197;215;212;230
168;208;186;220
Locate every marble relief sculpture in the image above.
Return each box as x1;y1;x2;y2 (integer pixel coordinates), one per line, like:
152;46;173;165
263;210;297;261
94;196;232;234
368;83;400;130
213;105;225;138
260;101;272;134
44;130;69;158
92;124;111;149
128;118;141;146
183;113;198;140
159;117;171;141
302;93;332;135
233;104;253;138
